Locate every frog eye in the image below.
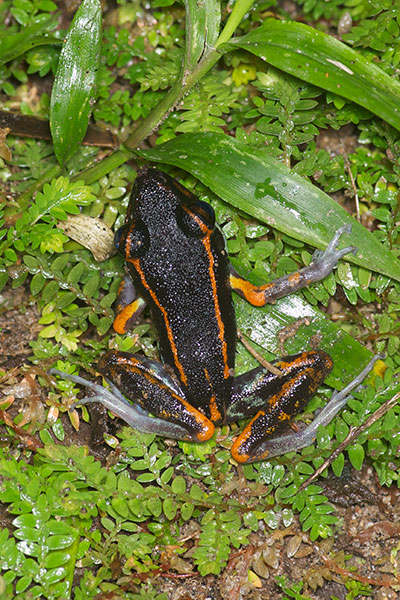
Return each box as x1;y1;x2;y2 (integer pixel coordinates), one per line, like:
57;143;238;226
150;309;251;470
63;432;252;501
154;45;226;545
176;201;215;238
115;223;149;257
191;200;215;229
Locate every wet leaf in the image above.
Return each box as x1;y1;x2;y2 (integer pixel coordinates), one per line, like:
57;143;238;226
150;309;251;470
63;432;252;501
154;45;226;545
347;443;365;470
0;17;60;67
50;0;102;165
57;214;115;262
185;0;220;70
228;18;400;132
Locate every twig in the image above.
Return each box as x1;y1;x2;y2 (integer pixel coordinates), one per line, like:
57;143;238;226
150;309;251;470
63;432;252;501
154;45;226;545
237;330;283;376
299;390;400;492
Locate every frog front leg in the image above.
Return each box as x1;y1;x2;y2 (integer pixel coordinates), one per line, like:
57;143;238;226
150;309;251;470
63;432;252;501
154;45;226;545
230;225;356;305
227;350;333;463
113;276;147;334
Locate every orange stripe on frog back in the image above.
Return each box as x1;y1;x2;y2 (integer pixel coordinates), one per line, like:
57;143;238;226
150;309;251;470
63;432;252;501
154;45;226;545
127;257;188;387
185;208;231;381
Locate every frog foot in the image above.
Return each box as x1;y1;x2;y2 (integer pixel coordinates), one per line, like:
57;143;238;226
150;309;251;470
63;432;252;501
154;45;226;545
311;224;357;275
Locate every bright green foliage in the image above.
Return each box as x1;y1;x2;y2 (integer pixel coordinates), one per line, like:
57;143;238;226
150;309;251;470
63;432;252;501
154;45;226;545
0;2;58;94
295;0;344;21
2;177;95;261
137;47;183;92
298;0;382;22
8;415;396;596
176;71;240;133
1;0;400;597
0;438;264;594
343;578;373;599
244;69;322;160
343;5;400;74
93;19;185;129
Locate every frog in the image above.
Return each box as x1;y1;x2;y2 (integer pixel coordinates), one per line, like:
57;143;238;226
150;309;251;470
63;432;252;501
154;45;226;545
51;167;378;463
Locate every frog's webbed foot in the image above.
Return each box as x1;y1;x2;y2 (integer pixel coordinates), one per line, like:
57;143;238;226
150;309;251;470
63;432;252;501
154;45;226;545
310;224;357;278
232;354;383;462
49;368;195;440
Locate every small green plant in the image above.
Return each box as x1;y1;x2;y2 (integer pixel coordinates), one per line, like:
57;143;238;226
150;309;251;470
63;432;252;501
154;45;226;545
275;575;312;600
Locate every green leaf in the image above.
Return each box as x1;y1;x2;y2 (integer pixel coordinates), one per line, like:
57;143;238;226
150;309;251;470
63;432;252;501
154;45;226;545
347;443;365;470
147;497;162;518
45;520;76;536
0;18;59;67
331;452;345;477
46;534;76;550
31;273;46;295
43;549;72;568
228;18;400;132
111;497;129;518
42;280;59;303
163;497;177;520
15;575;32;593
171;475;186;494
181;502;194;521
138;132;400;282
4;248;18;262
0;271;9;291
185;0;220;70
50;0;102;165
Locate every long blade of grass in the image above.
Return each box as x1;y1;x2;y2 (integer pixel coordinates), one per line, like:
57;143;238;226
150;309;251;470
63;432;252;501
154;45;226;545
234;294;373;389
227;18;400;132
185;0;220;70
0;18;59;67
50;0;102;165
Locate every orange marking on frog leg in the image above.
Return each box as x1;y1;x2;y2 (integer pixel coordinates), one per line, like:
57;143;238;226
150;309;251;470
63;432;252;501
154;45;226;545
209;395;222;423
128;258;188;386
192;415;215;441
203;368;222;422
231;351;333;463
288;272;301;286
230;410;272;463
113;299;143;334
266;368;313;408
276;351;333;376
229;275;273;307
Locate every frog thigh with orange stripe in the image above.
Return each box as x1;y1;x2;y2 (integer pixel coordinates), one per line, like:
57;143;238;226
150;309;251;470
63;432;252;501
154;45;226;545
227;351;333;463
98;350;215;442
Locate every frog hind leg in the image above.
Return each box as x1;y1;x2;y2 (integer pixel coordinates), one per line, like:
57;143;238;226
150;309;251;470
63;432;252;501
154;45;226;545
50;367;196;440
50;351;215;442
230;352;382;463
100;350;215;441
228;350;333;463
